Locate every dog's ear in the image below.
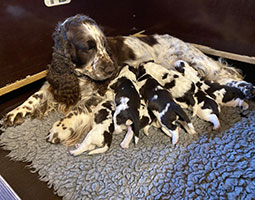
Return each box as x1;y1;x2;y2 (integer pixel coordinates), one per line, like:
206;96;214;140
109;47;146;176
138;60;154;68
136;65;147;79
53;22;74;60
127;65;138;76
174;61;185;74
46;56;81;107
109;79;120;91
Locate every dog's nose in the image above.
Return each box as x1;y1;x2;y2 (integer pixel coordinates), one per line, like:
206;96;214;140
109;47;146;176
105;65;115;74
103;60;115;74
53;138;60;144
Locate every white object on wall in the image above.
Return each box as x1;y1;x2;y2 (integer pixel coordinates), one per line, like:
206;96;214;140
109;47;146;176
44;0;71;7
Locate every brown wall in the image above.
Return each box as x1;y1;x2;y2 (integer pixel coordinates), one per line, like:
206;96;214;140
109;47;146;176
1;0;255;88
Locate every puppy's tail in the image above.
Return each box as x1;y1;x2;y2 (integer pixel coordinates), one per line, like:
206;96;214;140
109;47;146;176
88;145;109;155
130;112;140;144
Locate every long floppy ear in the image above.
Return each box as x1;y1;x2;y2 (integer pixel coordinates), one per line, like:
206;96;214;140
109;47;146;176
52;22;73;60
46;53;81;107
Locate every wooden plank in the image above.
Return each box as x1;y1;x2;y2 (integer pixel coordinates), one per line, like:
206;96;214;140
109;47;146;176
0;70;47;96
190;43;255;64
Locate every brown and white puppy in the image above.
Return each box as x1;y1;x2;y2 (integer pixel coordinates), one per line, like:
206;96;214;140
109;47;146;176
138;62;221;130
69;99;114;155
137;73;196;145
174;60;249;110
109;65;152;148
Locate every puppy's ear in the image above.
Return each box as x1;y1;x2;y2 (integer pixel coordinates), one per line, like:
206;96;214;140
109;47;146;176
109;79;120;91
138;60;154;68
137;65;147;79
174;61;185;74
46;57;81;107
128;65;138;76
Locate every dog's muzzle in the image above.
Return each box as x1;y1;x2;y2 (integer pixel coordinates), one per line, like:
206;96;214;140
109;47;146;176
83;58;116;81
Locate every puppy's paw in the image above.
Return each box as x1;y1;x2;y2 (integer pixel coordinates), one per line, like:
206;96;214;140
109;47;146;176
171;127;180;145
120;141;129;149
69;149;81;156
213;124;220;130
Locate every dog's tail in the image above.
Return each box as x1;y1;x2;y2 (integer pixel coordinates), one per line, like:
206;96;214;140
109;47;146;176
130;112;140;144
88;145;109;155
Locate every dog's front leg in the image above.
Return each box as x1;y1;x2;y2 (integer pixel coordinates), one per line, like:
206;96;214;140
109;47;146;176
47;107;92;146
4;83;50;127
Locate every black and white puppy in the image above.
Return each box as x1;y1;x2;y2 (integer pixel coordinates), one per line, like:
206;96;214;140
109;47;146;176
138;61;197;113
109;65;152;148
137;73;196;145
69;99;114;155
174;60;249;110
139;61;220;130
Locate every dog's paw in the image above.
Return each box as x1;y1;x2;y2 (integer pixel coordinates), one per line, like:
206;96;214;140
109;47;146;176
226;80;255;99
120;141;129;149
3;106;32;127
47;119;73;144
171;127;180;145
69;148;81;156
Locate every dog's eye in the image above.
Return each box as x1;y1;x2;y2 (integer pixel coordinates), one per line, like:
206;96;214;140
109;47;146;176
87;40;96;51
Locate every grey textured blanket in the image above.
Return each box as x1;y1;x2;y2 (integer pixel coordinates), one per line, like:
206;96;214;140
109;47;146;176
1;103;255;200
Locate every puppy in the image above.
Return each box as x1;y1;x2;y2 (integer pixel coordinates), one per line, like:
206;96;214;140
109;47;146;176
109;65;152;148
174;60;249;110
69;99;114;155
139;61;220;130
138;61;197;113
137;73;196;145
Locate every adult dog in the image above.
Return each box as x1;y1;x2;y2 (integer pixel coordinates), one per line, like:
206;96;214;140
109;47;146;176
4;14;254;146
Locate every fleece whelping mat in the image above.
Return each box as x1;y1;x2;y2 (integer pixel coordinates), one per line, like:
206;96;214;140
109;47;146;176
1;102;255;200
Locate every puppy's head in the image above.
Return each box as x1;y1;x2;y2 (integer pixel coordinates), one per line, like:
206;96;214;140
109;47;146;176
54;14;117;81
173;60;186;74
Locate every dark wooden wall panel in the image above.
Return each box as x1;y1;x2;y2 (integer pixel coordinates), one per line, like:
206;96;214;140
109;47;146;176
0;0;255;88
0;1;255;199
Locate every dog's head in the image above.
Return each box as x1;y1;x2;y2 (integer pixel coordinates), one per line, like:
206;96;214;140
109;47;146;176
54;14;117;81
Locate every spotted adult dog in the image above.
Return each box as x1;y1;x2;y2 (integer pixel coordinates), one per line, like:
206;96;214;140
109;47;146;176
137;73;196;144
109;65;152;148
4;14;254;145
138;62;221;130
